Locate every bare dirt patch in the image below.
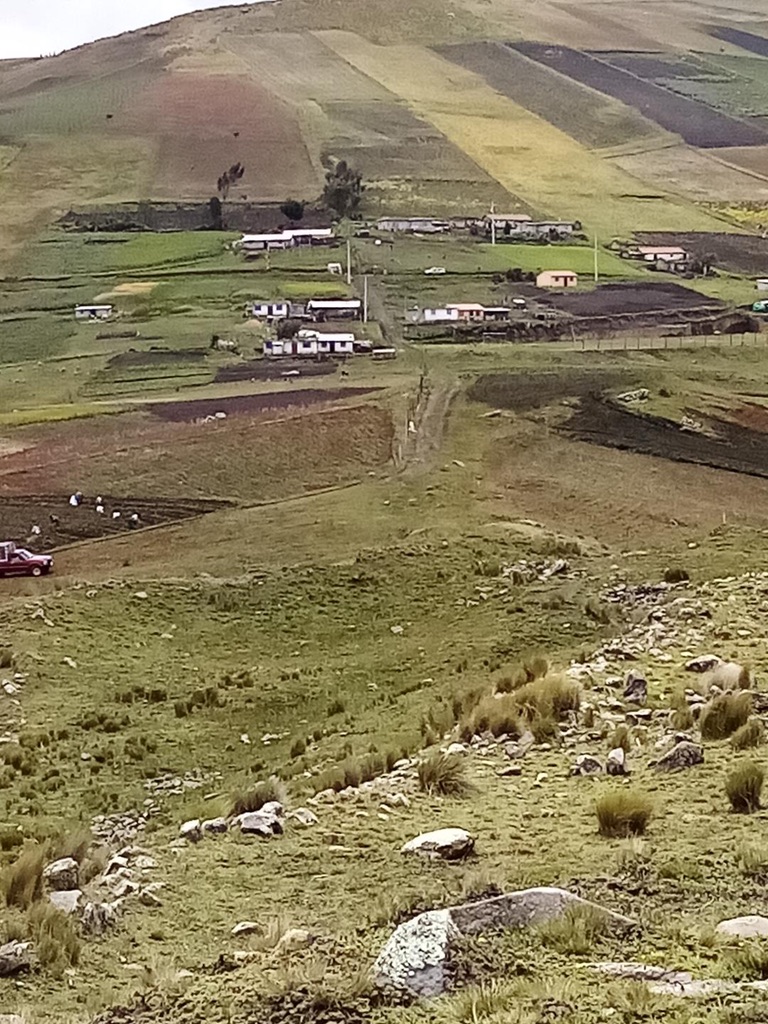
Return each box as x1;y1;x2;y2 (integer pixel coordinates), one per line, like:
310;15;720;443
512;43;768;148
546;282;722;317
214;360;337;383
148;387;380;422
114;72;318;200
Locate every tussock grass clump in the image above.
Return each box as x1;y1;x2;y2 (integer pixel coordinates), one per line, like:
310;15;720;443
595;789;653;838
731;718;764;751
2;845;46;909
0;649;14;669
28;902;80;977
290;737;307;759
459;694;521;742
609;724;631;754
539;903;610;955
418;752;474;798
311;752;389;795
52;829;91;865
737;841;768;881
448;979;518;1023
230;776;287;817
726;939;768;981
700;691;751;741
514;673;580;725
670;705;694;731
726;759;764;814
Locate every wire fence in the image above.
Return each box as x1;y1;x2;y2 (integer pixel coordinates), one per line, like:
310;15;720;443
530;333;768;353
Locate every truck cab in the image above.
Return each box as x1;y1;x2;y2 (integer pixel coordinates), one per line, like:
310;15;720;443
0;542;53;578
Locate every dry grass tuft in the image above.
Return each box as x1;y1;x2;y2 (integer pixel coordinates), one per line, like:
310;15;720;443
27;902;80;977
730;718;765;751
2;845;46;909
725;759;764;814
539;902;610;955
417;752;475;798
737;840;768;881
231;776;287;817
699;691;751;741
595;789;653;838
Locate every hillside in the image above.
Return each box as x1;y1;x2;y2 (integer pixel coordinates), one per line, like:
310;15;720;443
2;0;768;263
4;4;768;1024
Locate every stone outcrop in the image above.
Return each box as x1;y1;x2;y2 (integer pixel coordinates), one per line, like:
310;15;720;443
0;941;34;977
374;887;635;997
43;857;79;891
716;915;768;939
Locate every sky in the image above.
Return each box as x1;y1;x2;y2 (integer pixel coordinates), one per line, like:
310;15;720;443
0;1;255;59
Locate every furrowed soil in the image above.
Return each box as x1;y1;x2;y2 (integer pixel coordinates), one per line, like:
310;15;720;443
635;232;768;275
512;43;768;148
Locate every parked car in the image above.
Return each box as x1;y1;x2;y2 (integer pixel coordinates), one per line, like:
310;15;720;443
0;542;53;578
424;266;446;275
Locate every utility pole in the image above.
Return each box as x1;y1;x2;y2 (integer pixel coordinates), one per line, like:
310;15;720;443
490;202;496;246
363;275;369;323
346;239;352;285
593;234;599;284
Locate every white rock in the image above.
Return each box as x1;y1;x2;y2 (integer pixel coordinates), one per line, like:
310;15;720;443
716;916;768;939
276;928;314;953
443;743;467;757
287;807;318;828
231;921;260;937
401;828;474;861
179;819;202;843
49;889;82;915
390;625;404;635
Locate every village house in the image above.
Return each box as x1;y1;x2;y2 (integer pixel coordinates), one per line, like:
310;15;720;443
422;307;460;323
249;301;292;320
236;227;335;255
536;270;578;288
264;329;368;358
306;298;362;321
75;304;113;321
376;217;452;234
484;215;578;240
446;303;487;322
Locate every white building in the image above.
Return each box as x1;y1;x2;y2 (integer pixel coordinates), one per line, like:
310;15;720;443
250;301;291;320
306;298;362;320
75;304;113;321
422;307;460;323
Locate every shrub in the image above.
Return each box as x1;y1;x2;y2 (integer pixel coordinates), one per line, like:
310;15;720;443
595;789;653;838
584;597;613;625
0;649;13;669
663;567;690;584
327;698;346;716
670;706;694;731
539;903;609;955
418;753;474;798
2;845;46;909
737;841;768;881
230;776;287;816
52;829;91;864
700;691;751;741
290;738;307;759
731;719;765;751
27;903;80;977
726;759;764;814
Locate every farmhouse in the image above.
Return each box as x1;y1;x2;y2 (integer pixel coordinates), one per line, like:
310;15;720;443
75;304;113;321
284;228;335;246
446;303;486;322
237;227;335;255
536;270;578;288
423;307;460;323
485;215;578;240
264;330;365;358
756;278;768;292
376;217;451;234
307;298;362;321
636;245;690;263
249;301;291;320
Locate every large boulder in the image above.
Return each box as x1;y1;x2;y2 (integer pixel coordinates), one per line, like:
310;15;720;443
179;819;202;843
287;807;319;828
0;941;34;977
43;857;79;891
716;916;768;939
606;748;628;776
401;828;474;861
653;740;703;772
374;888;635;997
80;900;120;936
571;754;602;777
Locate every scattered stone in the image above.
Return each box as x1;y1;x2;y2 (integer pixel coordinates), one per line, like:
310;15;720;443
623;670;648;705
276;928;315;953
139;888;163;908
606;748;628;776
497;764;522;778
0;940;34;977
134;591;148;600
49;889;82;915
0;1014;25;1024
390;625;404;635
237;803;284;838
684;655;722;673
571;754;603;777
62;656;77;669
179;819;203;843
375;888;635;997
80;900;120;936
201;817;229;835
287;807;318;828
504;731;534;760
444;742;468;757
653;740;704;772
401;828;475;861
231;921;260;938
716;915;768;939
43;856;79;891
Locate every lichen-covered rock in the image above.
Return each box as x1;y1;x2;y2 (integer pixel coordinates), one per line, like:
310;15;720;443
401;828;474;861
716;915;768;939
0;941;34;977
653;740;704;772
179;819;202;843
49;889;82;915
623;670;648;705
606;747;627;776
287;807;318;828
237;804;284;838
571;754;603;776
80;900;120;936
374;888;635;996
201;817;229;835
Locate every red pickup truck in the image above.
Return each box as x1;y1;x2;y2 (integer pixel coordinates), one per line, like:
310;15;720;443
0;542;53;578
